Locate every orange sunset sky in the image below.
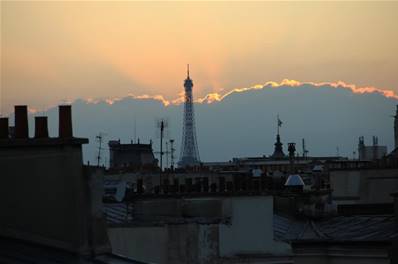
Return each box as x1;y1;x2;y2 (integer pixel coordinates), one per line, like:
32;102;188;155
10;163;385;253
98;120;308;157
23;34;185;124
1;1;398;114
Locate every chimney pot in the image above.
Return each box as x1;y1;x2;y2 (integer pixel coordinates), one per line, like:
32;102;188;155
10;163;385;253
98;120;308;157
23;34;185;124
35;116;49;138
15;105;29;139
0;118;9;139
59;105;73;138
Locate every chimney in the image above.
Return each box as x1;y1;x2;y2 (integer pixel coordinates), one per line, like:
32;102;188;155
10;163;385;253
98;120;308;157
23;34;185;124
35;116;49;138
59;105;73;138
0;118;9;139
395;105;398;149
15;105;29;139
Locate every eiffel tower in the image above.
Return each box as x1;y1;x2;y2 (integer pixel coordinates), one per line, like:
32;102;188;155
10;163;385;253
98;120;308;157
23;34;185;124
178;65;200;167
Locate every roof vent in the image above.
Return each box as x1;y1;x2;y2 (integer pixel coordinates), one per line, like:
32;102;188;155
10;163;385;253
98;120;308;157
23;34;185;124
284;174;305;186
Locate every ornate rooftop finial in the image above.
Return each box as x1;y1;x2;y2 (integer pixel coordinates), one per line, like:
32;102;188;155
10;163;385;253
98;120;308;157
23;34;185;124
277;114;283;135
271;114;285;159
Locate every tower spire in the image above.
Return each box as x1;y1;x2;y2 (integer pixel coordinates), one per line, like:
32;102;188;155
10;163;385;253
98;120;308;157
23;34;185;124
277;114;280;135
179;65;200;167
272;114;285;159
277;114;283;135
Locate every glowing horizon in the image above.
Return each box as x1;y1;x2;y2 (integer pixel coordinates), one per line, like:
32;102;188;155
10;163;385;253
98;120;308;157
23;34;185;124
21;79;398;115
75;79;398;106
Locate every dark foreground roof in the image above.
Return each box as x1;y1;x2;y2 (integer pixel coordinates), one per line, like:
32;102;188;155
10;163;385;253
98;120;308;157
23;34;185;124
0;236;146;264
274;214;398;243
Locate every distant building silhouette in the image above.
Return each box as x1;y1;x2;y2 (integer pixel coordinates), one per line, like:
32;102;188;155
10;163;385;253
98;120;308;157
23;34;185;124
271;115;285;158
271;134;285;159
0;105;143;263
108;139;157;172
358;136;387;161
178;65;200;167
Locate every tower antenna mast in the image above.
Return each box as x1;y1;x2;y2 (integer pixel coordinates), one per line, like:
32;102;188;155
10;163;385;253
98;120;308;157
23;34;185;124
134;117;137;143
170;139;175;170
165;141;169;169
155;119;168;187
159;120;165;171
302;138;308;158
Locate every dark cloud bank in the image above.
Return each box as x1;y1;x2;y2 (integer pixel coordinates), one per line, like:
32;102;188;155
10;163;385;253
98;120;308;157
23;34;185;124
27;83;398;165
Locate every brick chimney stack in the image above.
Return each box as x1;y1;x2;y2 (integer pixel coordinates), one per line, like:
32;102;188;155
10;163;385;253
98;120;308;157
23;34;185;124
34;116;49;138
394;105;398;150
59;105;73;138
15;105;29;139
0;118;9;139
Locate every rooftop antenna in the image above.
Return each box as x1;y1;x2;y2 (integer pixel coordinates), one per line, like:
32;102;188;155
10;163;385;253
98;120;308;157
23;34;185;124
165;141;169;169
160;119;166;188
156;118;169;170
159;120;165;171
302;138;309;158
134;117;137;143
373;136;378;146
170;139;175;170
96;132;107;167
288;143;296;173
187;64;190;78
372;136;378;160
155;118;169;188
161;139;174;170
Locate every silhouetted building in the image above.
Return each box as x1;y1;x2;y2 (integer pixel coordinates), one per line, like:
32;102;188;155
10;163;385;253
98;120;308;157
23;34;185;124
0;105;144;263
99;104;398;264
104;195;293;264
271;133;286;158
271;117;286;159
109;140;157;171
179;65;201;167
358;136;387;161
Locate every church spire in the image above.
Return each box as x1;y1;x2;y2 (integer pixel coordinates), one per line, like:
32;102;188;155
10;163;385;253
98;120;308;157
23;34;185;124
277;114;283;135
271;114;285;159
187;64;190;79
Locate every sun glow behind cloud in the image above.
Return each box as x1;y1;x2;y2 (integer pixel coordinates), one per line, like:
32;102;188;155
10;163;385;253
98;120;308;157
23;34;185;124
78;79;398;109
194;80;398;104
2;78;397;116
